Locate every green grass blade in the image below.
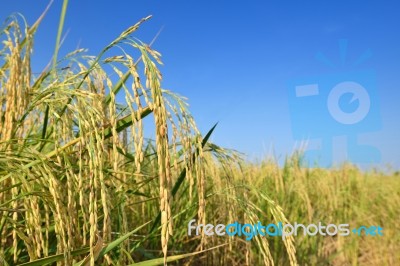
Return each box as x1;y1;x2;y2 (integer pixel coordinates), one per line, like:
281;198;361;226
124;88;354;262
41;105;50;141
52;0;69;71
104;107;152;139
16;247;90;266
128;244;227;266
73;221;151;266
98;221;151;258
104;70;131;105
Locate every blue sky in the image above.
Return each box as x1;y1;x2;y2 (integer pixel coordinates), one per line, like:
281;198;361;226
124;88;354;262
1;1;400;169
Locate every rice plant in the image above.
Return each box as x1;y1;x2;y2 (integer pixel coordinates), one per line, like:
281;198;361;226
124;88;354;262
0;1;398;266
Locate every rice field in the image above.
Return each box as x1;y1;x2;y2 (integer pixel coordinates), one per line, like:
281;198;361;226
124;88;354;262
0;3;399;266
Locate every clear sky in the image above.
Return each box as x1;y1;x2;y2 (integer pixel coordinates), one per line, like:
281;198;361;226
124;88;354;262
1;1;400;170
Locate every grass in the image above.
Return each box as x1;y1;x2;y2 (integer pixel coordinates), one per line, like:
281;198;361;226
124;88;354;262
0;2;399;265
